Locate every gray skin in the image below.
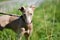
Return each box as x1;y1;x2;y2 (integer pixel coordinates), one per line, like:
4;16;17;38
0;5;35;40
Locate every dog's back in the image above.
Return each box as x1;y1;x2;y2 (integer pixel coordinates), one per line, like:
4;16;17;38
0;14;27;32
0;15;10;27
0;14;20;30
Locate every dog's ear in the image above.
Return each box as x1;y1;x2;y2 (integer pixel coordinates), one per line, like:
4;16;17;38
30;5;35;11
18;6;25;12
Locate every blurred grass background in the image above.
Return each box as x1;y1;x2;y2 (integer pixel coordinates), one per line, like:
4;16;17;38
0;0;8;2
0;0;60;40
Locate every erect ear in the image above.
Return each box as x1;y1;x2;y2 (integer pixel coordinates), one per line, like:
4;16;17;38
30;5;35;11
18;6;25;12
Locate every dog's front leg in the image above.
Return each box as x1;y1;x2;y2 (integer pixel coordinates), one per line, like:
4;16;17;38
24;29;33;40
25;26;33;40
24;31;30;40
27;23;33;40
19;28;25;40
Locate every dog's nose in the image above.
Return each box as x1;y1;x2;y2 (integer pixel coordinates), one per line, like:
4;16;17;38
26;21;32;25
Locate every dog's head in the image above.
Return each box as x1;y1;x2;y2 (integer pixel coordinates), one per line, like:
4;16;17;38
18;5;35;24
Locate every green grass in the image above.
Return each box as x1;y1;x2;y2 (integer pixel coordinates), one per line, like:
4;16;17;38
0;0;60;40
0;0;8;2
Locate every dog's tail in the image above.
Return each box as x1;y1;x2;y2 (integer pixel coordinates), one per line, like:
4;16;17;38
0;12;19;17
